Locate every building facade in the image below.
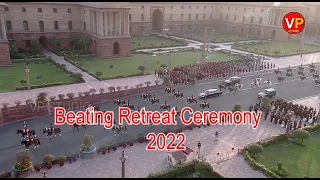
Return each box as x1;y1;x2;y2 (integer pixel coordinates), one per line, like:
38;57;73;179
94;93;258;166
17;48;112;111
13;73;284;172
0;2;317;66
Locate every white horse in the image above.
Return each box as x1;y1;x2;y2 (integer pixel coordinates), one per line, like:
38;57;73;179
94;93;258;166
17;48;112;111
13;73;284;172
264;80;272;87
235;83;243;90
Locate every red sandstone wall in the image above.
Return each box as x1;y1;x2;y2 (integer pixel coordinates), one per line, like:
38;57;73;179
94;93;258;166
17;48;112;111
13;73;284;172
0;41;12;66
7;32;72;50
0;85;164;126
94;37;131;58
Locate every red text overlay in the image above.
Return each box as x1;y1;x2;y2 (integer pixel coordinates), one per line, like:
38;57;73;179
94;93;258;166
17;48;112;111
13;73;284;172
54;107;262;129
119;107;262;129
146;132;186;151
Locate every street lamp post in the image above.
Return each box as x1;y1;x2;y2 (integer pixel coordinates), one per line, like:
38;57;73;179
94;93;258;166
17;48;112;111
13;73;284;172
25;65;31;90
197;141;201;160
120;151;127;178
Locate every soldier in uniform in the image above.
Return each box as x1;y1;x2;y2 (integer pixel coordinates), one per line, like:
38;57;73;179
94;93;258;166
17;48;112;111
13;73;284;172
23;122;29;139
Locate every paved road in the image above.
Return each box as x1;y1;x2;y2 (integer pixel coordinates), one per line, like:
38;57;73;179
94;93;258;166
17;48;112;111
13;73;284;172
1;68;320;172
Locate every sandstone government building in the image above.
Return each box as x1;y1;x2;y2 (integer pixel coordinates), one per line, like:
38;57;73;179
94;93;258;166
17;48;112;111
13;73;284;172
0;2;320;66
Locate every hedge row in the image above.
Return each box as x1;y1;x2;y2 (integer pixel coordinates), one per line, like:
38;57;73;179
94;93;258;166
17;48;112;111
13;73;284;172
147;160;224;178
15;58;84;90
148;160;197;178
11;53;46;60
15;81;80;91
244;124;320;178
244;150;281;178
12;57;49;63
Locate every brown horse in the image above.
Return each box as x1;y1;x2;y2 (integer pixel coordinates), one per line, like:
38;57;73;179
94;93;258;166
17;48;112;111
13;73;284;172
21;139;41;150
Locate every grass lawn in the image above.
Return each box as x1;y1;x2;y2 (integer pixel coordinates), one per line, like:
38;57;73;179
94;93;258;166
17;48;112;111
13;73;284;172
131;35;184;50
233;41;320;57
255;133;320;178
76;51;242;79
182;30;257;43
0;61;78;93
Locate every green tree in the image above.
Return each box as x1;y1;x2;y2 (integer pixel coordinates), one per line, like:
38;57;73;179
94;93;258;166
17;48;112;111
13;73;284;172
232;104;242;112
273;50;280;57
292;129;311;144
9;41;18;58
195;162;216;178
260;97;272;112
48;36;61;50
95;71;103;77
138;66;145;73
247;143;263;159
30;40;41;54
78;36;90;51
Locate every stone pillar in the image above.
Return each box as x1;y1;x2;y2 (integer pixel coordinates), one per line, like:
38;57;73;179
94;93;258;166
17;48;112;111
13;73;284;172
90;10;93;32
98;11;104;36
104;11;108;36
93;10;97;34
125;12;129;35
110;12;114;36
0;12;6;39
116;12;119;36
0;5;11;66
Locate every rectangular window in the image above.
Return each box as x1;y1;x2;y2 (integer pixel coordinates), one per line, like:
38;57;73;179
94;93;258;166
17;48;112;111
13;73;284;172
22;7;26;12
53;8;57;13
38;8;42;13
68;8;71;13
4;7;8;11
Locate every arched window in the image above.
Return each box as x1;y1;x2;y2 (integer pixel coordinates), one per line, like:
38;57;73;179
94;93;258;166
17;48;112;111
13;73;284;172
39;21;44;32
141;14;144;20
23;21;28;30
54;21;59;30
68;21;72;30
6;21;12;31
84;22;86;31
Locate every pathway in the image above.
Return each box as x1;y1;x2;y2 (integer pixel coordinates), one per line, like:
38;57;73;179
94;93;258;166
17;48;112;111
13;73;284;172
42;50;97;83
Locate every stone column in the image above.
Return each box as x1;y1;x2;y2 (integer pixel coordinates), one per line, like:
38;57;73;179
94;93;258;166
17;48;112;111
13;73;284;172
116;12;119;35
110;11;114;36
98;11;104;36
90;10;93;32
93;10;97;34
104;11;108;36
0;12;7;39
124;12;129;35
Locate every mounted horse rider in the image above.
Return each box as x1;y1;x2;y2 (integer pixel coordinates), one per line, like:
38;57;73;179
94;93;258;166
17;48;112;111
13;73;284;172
150;95;159;105
141;92;151;100
264;77;271;86
23;122;29;138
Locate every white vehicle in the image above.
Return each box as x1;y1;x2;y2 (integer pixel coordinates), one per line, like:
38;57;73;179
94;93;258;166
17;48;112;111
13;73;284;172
224;76;241;85
258;88;276;98
198;89;222;99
